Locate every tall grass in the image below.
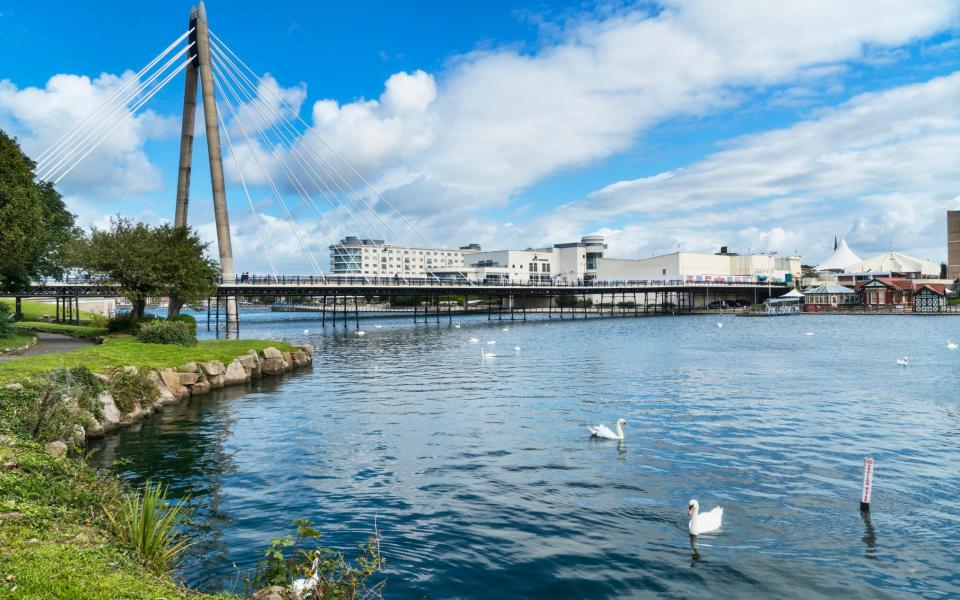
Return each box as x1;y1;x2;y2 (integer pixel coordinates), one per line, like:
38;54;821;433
105;480;192;574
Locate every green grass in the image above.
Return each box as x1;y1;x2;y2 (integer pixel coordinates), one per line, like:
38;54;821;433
0;299;100;325
0;337;298;384
0;442;237;600
15;322;108;339
0;334;35;352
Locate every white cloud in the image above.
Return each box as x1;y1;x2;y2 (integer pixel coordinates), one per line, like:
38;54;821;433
0;72;178;198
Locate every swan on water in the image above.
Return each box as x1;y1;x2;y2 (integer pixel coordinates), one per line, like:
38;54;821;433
804;331;815;336
688;499;723;535
717;322;723;328
514;346;521;352
356;330;366;336
303;329;309;335
469;337;480;343
502;327;509;332
896;356;909;366
588;418;626;440
948;341;958;350
454;323;461;328
487;340;497;345
373;324;383;329
481;348;497;359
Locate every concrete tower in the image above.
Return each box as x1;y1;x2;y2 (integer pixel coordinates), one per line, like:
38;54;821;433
949;210;960;280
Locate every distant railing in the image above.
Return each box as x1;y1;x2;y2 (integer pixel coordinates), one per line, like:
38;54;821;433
223;274;788;288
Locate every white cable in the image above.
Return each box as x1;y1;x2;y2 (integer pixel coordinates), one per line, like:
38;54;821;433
36;28;194;166
211;48;380;279
40;43;195;182
217;102;279;279
50;56;194;184
212;65;325;277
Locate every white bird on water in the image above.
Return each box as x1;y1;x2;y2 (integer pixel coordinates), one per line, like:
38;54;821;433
804;331;815;336
469;337;480;343
481;347;497;359
502;327;509;332
588;418;626;440
487;340;497;345
897;356;909;366
373;324;383;329
303;329;309;335
948;340;958;350
688;499;723;535
717;322;723;328
514;346;521;353
454;323;461;328
356;330;366;336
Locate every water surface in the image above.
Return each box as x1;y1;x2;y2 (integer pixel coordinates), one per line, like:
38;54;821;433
95;312;960;598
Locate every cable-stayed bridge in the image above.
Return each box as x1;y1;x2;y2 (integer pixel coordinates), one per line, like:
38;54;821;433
10;3;786;333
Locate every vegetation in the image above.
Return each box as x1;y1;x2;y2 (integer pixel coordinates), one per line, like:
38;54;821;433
0;333;34;352
105;369;160;414
135;321;197;347
555;295;593;308
252;518;385;599
0;130;79;293
0;302;11;337
72;217;219;321
0;337;297;385
105;480;193;575
14;322;107;339
0;299;100;325
0;367;103;444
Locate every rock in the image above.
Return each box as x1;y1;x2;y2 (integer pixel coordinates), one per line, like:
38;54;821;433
224;360;247;385
69;424;86;447
289;351;308;367
298;343;314;357
46;441;68;457
177;372;200;386
122;366;139;376
3;383;23;391
179;362;199;373
158;369;189;400
93;392;122;435
208;374;225;389
238;354;259;369
261;357;287;375
250;586;286;600
189;379;211;396
262;346;283;359
199;361;224;377
93;373;110;384
0;434;15;447
282;351;293;367
147;371;178;405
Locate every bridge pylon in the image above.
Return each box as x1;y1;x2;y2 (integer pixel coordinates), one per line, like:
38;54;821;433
173;1;237;334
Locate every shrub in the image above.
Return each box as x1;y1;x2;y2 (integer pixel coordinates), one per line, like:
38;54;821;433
106;369;159;414
0;302;11;337
105;480;192;574
251;518;385;598
167;313;197;335
136;320;196;346
0;367;105;442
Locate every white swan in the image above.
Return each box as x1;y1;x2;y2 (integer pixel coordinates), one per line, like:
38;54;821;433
487;340;496;345
502;327;509;332
303;329;310;335
588;418;626;440
356;330;366;336
688;499;723;535
454;323;461;328
469;337;480;343
373;324;383;329
514;346;521;352
948;341;958;350
481;348;497;359
804;331;815;336
896;356;908;366
716;322;723;328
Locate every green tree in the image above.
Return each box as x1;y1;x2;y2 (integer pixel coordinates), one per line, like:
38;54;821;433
0;130;78;291
75;217;219;320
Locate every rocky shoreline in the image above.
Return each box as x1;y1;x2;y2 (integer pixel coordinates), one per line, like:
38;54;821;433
43;344;314;453
0;335;38;356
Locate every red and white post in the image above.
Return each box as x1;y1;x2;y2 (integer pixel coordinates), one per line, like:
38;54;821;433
860;457;874;512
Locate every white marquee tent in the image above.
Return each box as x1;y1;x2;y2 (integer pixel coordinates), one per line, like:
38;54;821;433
815;237;861;272
844;251;939;276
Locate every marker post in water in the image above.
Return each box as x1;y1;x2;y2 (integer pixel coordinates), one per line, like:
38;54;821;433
860;457;874;512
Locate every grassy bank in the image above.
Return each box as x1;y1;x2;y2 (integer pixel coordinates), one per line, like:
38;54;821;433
14;322;108;339
0;334;35;352
0;338;298;384
0;336;304;599
0;299;100;324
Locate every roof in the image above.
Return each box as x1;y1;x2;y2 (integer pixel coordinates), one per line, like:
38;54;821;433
855;277;913;291
767;288;804;303
844;251;940;276
805;284;856;295
815;237;861;271
914;283;946;295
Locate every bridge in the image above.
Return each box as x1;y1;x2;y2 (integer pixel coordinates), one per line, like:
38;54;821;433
13;3;788;335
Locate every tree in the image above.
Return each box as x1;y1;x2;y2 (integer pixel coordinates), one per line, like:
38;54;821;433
75;217;219;320
0;129;78;291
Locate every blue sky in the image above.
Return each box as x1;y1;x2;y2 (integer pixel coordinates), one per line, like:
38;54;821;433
2;1;959;273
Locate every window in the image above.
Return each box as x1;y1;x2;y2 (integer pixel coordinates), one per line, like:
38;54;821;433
529;263;538;272
662;268;667;276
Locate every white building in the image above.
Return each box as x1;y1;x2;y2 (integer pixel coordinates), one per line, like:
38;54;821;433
329;237;479;277
432;235;609;284
596;248;802;283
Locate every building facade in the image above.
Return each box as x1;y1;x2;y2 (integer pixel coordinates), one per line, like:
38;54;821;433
949;210;960;280
596;248;801;283
329;237;478;277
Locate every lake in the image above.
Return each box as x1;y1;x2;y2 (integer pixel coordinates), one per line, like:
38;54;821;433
93;311;960;598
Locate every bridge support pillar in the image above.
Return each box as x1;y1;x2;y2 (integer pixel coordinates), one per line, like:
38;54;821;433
13;297;22;322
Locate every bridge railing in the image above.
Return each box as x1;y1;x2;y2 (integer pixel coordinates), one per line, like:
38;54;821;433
223;274;787;288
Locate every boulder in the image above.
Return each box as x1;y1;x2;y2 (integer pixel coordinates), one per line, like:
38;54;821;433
298;344;314;357
199;361;224;377
46;441;68;457
224;360;247;385
282;351;293;367
238;354;259;369
208;374;225;389
68;424;86;447
250;586;286;600
190;379;211;396
99;392;122;428
177;372;200;386
3;383;23;391
261;357;287;375
262;346;283;359
148;371;179;405
179;362;199;373
291;350;310;367
122;366;139;376
158;369;190;400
